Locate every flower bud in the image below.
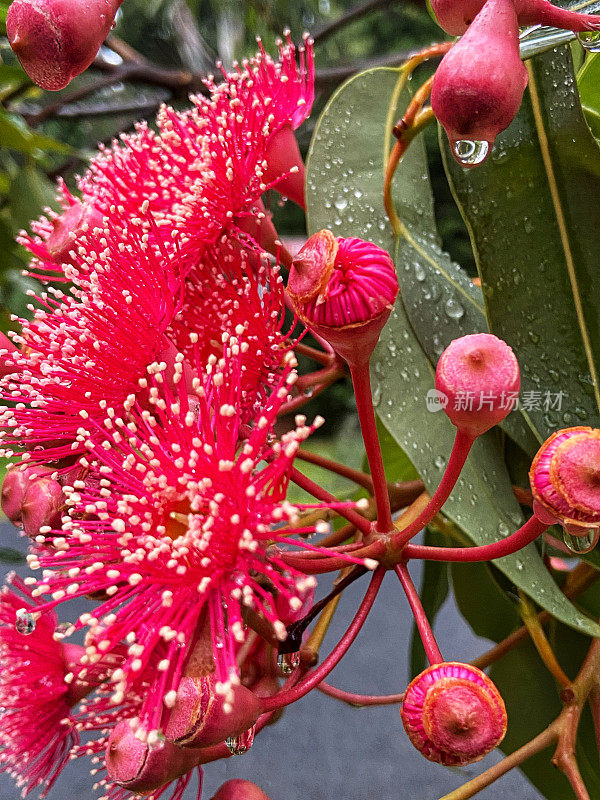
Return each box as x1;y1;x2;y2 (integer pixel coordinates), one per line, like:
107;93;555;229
530;427;600;535
435;333;520;438
287;230;399;367
431;0;528;165
7;0;123;91
45;200;104;265
212;779;272;800
432;0;600;36
1;464;51;524
105;720;203;794
164;674;263;749
21;473;64;538
401;662;507;765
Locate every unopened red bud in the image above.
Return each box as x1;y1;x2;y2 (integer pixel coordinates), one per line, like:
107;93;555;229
435;333;520;438
7;0;123;91
431;0;528;165
21;474;64;538
106;720;203;794
46;200;104;264
211;779;272;800
1;464;51;524
164;674;263;749
401;662;507;765
287;231;399;367
432;0;600;36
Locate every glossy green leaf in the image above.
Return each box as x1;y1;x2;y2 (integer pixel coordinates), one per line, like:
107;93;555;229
577;51;600;140
443;47;600;444
306;66;600;637
8;164;58;233
0;108;71;157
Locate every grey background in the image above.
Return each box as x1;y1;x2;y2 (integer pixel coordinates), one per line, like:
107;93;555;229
0;522;543;800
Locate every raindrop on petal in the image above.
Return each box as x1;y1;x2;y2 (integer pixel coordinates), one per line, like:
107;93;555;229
15;609;36;635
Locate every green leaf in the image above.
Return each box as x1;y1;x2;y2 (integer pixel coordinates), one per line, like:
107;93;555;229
443;46;600;444
409;527;450;675
8;164;59;233
577;51;600;139
0;108;71;158
373;418;420;483
306;65;600;638
451;559;521;642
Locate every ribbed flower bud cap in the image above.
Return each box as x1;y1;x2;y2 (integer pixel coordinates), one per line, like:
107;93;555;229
287;230;399;366
401;662;507;766
211;780;272;800
435;333;520;438
530;427;600;533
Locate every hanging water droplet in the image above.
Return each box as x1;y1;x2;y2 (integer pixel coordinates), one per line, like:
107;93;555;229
562;527;599;554
277;651;300;674
577;30;600;52
452;139;490;167
15;608;36;635
147;730;166;751
444;297;465;320
225;725;255;755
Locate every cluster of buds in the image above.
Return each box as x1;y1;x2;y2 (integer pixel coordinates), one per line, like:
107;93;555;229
431;0;600;164
2;2;599;798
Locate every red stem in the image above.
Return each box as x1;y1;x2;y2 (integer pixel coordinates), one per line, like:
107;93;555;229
349;362;393;533
395;562;443;665
293;341;334;366
389;429;474;549
296;448;373;492
261;568;385;711
405;516;548;562
278;373;339;416
290;467;372;536
317;681;405;707
296;363;344;391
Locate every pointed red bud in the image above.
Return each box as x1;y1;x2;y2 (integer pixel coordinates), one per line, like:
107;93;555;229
164;674;263;749
21;473;64;538
431;0;529;165
106;720;204;794
1;464;51;524
211;780;272;800
287;231;399;367
45;200;104;265
7;0;123;91
432;0;600;35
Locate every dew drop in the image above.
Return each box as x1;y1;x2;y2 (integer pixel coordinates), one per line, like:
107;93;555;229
562;527;599;554
225;725;255;756
577;30;600;51
498;521;510;537
334;197;348;211
444;297;465;320
147;730;166;751
15;609;36;635
277;651;300;674
452;139;490;167
434;455;446;470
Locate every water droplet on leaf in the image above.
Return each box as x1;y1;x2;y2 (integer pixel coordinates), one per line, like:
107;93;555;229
577;30;600;51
